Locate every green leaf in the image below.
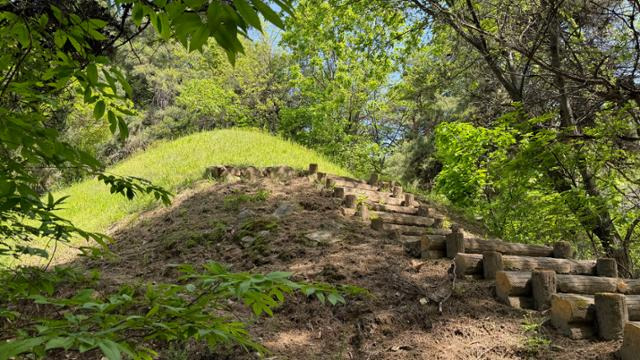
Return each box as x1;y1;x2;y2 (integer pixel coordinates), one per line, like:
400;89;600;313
0;337;47;360
189;26;209;52
45;337;74;350
251;0;284;29
87;63;98;85
97;339;122;360
132;3;145;27
233;0;262;31
117;116;129;140
93;100;106;120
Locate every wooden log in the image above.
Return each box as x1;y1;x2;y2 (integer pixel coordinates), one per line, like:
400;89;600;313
500;255;595;275
356;203;369;221
550;294;595;331
369;203;419;215
341;187;404;206
454;253;483;276
556;274;619;294
403;193;415;207
595;293;627;340
377;223;423;236
464;237;554;257
422;234;446;251
344;194;357;209
371;211;435;227
532;269;557;310
308;163;318;174
392;186;403;198
620;322;640;360
553;241;575;259
370;217;384;231
403;238;421;258
496;271;532;301
333;187;346;198
446;230;465;259
423;249;446;259
619;278;640;294
417;206;430;216
483;251;504;280
504;296;534;309
596;258;618;278
328;177;379;191
628;295;640;320
497;272;622;299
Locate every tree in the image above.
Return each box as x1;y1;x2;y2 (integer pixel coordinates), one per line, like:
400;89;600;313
401;0;640;273
0;0;291;260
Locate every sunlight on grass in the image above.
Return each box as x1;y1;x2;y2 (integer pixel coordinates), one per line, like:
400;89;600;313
55;128;351;235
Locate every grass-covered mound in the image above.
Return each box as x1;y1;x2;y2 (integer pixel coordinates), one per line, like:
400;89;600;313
56;128;350;235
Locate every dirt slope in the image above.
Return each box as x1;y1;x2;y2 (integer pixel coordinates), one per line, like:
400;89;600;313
92;176;619;359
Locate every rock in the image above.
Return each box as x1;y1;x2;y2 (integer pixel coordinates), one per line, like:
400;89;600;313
305;230;340;245
272;201;299;218
237;208;256;222
240;236;255;247
257;230;270;238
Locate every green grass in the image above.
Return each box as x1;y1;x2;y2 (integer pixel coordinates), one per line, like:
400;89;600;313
55;128;351;235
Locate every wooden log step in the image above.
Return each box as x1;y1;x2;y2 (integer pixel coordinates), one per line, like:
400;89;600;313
372;211;435;227
550;294;595;333
333;187;404;206
463;237;554;257
422;234;447;251
496;271;640;299
505;296;534;310
327;176;380;191
621;322;640;360
369;203;419;215
454;253;596;276
374;222;450;236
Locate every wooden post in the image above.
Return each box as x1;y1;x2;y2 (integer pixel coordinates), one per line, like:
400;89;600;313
553;241;575;259
417;206;429;216
532;269;557;310
403;193;415;207
596;258;618;278
392;186;403;198
370;217;384;231
356;203;369;221
308;163;318;174
446;225;465;259
317;172;326;182
333;187;345;198
595;292;627;340
326;178;336;188
368;173;379;186
621;322;640;360
344;194;357;209
482;251;503;280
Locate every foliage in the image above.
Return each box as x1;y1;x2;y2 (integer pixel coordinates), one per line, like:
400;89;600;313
0;263;364;359
0;0;293;262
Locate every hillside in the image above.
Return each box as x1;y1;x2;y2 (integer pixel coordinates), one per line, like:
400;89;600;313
81;167;616;359
56;129;350;235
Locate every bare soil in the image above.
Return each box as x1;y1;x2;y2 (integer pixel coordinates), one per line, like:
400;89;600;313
87;176;620;359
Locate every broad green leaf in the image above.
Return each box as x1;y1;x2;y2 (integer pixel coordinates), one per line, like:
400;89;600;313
45;337;74;350
0;337;47;360
251;0;284;29
93;100;106;120
86;63;98;85
233;0;262;31
97;339;122;360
